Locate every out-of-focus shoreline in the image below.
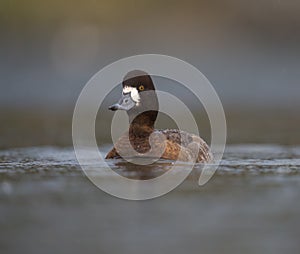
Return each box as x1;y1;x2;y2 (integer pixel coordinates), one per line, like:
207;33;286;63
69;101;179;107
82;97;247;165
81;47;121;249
1;107;299;149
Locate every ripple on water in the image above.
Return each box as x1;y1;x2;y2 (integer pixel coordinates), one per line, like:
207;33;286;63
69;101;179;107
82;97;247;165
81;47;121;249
0;145;299;179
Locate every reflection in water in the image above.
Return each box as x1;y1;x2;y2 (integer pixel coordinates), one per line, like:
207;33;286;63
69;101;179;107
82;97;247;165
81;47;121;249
110;158;206;180
112;159;171;180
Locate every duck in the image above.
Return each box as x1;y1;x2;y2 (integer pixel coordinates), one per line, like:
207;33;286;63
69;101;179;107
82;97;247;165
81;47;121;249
105;70;213;163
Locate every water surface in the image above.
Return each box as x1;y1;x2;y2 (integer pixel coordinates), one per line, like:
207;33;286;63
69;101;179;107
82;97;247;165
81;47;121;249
0;145;300;254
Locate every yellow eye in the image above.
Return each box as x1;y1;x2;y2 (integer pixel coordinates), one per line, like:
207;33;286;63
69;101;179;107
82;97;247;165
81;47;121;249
138;85;144;91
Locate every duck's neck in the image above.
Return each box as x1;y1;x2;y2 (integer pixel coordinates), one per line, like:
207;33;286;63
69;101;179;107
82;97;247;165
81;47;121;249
128;111;157;137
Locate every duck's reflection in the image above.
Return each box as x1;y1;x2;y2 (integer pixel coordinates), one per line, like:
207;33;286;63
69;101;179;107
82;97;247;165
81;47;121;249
112;158;173;180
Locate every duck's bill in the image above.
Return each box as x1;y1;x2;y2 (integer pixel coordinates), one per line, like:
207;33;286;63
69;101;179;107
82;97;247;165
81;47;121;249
108;93;136;111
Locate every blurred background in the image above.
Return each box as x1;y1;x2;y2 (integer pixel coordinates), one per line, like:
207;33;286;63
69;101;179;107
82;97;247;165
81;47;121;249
1;2;300;254
1;0;300;148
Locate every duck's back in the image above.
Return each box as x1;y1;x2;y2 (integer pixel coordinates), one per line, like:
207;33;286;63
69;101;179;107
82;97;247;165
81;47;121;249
158;129;213;163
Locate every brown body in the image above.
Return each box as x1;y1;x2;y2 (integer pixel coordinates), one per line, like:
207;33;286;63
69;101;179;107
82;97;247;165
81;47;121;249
106;129;212;163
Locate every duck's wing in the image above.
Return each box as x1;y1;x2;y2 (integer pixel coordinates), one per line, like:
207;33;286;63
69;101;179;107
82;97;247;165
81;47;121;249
160;139;196;161
159;129;213;163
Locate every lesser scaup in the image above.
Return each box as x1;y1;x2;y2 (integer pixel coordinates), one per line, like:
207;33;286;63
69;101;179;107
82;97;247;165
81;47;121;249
106;70;212;163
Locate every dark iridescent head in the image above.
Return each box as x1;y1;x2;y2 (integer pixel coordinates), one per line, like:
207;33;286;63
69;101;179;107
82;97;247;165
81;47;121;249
109;70;158;125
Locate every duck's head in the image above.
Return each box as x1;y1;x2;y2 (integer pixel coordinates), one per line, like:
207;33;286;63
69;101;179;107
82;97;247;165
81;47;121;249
109;70;158;126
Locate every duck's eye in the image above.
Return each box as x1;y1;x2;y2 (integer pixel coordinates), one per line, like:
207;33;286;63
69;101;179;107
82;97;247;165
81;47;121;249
138;85;144;91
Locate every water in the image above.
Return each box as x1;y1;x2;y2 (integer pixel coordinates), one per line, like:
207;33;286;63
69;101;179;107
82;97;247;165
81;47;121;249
1;145;300;254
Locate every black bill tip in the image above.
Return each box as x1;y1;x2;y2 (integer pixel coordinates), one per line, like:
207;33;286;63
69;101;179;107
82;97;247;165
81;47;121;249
108;104;119;111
